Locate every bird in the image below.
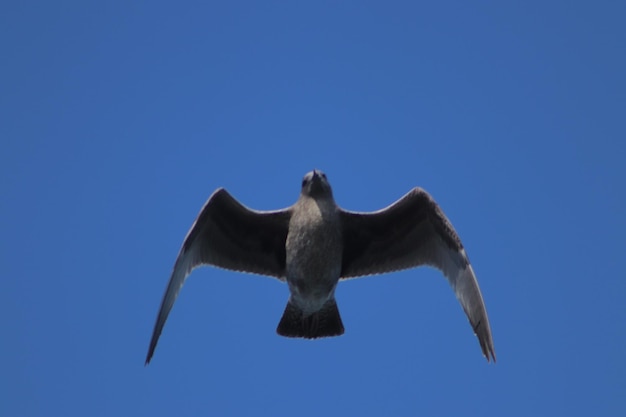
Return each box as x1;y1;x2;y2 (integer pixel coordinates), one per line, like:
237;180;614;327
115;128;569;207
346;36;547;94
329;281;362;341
145;170;496;364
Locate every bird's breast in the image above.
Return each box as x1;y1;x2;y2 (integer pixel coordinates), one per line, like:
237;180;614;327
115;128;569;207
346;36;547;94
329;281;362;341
285;203;342;309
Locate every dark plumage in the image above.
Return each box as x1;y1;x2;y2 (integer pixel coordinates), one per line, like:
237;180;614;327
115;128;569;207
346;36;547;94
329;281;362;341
146;170;495;364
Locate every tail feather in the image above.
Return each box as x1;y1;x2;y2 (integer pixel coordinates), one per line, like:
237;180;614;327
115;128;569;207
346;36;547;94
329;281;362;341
276;299;344;339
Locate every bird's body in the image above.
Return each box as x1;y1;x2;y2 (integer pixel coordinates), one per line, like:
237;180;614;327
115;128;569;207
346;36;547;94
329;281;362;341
286;194;342;314
279;179;345;337
145;170;496;364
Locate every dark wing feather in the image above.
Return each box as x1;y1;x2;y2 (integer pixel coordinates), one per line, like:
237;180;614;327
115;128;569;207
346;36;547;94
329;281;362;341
340;188;495;362
146;188;291;364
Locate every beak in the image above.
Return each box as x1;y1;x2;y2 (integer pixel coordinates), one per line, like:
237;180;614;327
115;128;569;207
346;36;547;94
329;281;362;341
312;169;319;179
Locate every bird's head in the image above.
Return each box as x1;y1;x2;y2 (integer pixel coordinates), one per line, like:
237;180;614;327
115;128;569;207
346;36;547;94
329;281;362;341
301;169;333;199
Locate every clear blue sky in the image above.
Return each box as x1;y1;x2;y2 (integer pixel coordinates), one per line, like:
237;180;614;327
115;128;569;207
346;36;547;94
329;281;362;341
2;1;625;416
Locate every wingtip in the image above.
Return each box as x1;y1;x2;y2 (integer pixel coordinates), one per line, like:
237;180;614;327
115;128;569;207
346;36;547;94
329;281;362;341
482;344;496;363
145;342;156;366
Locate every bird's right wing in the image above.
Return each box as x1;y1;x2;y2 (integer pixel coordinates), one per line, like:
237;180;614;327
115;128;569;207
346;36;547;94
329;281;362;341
340;188;495;362
146;188;291;364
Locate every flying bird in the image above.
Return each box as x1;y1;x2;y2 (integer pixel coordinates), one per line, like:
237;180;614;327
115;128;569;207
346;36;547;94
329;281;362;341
146;170;496;364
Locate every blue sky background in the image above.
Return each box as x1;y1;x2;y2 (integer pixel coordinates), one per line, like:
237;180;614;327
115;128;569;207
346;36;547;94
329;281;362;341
2;1;625;416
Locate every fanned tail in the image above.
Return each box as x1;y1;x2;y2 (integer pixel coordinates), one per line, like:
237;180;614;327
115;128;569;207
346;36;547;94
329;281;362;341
276;299;344;338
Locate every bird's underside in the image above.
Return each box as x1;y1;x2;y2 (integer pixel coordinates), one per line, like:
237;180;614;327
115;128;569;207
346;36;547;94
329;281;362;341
145;170;496;364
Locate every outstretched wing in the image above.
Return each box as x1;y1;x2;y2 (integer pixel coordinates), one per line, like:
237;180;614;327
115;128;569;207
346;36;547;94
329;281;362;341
340;188;495;362
146;188;291;364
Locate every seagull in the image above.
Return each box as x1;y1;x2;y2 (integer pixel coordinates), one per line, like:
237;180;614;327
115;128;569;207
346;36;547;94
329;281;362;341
145;170;496;364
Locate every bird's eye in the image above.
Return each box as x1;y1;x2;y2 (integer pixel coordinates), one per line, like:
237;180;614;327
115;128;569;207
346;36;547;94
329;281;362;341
302;179;307;187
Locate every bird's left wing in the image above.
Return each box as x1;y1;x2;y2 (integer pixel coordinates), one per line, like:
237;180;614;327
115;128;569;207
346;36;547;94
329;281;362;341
340;188;495;362
146;188;291;364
